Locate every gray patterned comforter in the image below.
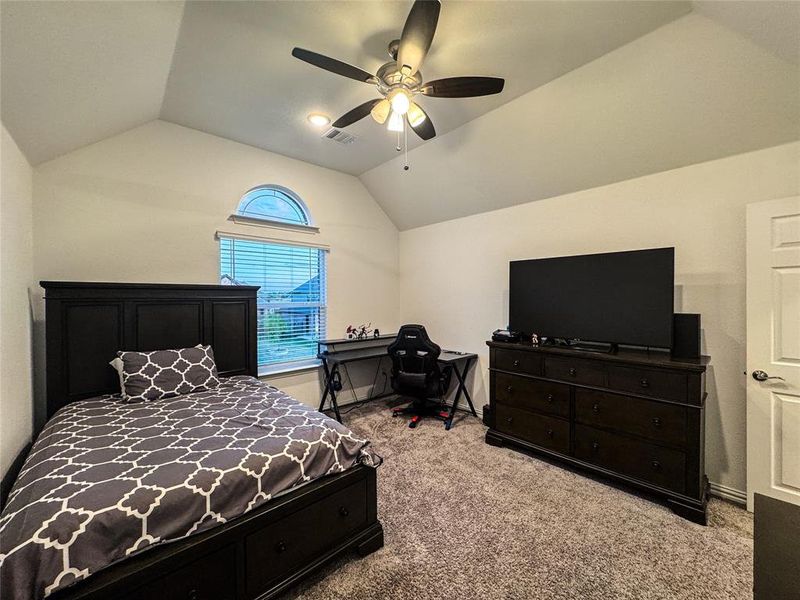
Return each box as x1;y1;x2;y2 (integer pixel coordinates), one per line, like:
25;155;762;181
0;376;377;600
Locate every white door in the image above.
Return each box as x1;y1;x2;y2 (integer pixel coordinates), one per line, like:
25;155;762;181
746;195;800;510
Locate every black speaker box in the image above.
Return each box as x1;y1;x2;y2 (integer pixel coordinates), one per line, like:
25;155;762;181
482;404;495;429
672;313;701;359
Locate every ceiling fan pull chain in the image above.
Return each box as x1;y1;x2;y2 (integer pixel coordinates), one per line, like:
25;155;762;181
403;121;409;171
396;129;401;152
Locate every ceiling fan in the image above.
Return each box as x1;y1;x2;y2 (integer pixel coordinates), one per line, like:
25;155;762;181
291;0;505;143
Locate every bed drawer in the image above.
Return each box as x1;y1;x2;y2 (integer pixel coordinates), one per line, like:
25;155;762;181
544;356;606;387
607;365;687;402
493;348;542;376
494;404;570;454
126;547;237;600
494;372;570;418
574;424;686;494
245;478;368;596
575;388;687;447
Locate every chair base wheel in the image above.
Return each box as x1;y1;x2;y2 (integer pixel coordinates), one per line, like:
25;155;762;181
391;398;449;430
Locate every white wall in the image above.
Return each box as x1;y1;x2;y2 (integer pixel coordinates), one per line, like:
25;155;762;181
33;120;401;409
398;141;800;494
0;124;34;476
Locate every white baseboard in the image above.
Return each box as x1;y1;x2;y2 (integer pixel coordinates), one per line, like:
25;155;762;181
708;481;747;506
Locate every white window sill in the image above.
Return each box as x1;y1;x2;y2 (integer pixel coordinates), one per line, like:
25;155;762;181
258;359;322;378
228;214;320;234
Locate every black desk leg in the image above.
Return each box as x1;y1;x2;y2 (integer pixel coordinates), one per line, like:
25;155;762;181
319;360;343;423
318;359;331;412
444;357;477;430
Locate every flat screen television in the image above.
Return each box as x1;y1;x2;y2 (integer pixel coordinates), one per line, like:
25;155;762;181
509;248;675;349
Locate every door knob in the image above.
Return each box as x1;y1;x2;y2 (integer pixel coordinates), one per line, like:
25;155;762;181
752;370;785;382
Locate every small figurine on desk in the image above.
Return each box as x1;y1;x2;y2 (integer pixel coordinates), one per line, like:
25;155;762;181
346;323;374;340
374;329;380;338
531;333;539;346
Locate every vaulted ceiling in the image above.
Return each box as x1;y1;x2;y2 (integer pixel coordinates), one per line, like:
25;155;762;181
362;7;800;229
0;1;185;166
2;1;798;230
2;0;691;170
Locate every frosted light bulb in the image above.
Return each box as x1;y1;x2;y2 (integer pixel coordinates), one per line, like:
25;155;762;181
389;90;410;115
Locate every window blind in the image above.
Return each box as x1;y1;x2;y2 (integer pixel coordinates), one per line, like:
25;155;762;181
219;236;327;369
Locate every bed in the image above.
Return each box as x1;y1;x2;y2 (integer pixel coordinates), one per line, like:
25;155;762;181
0;282;384;600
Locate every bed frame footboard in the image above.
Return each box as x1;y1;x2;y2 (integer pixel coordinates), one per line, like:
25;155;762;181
51;464;382;600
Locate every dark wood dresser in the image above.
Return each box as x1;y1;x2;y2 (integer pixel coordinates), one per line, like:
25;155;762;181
485;341;710;524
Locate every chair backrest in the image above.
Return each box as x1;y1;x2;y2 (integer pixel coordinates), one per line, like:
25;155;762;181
387;325;442;397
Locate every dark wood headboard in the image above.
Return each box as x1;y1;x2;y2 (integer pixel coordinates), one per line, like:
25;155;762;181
41;282;259;419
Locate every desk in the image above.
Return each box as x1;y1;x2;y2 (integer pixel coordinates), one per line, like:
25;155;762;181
317;337;478;429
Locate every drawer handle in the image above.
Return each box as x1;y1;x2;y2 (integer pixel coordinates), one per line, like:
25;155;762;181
591;442;600;451
506;417;513;424
569;368;577;376
652;417;662;428
640;379;650;388
339;506;350;518
546;394;554;403
506;385;513;393
276;540;288;553
651;460;661;471
592;403;600;413
547;429;554;438
513;360;520;367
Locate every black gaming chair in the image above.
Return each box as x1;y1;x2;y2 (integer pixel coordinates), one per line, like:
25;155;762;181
387;325;453;428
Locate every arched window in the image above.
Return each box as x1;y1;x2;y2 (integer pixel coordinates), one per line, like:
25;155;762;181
235;185;311;226
221;185;326;373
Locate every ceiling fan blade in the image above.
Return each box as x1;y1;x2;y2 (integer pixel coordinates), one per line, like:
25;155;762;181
332;99;382;128
397;0;441;77
291;47;375;83
409;104;436;140
420;77;505;98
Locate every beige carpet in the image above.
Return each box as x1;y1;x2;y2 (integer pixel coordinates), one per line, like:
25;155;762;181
286;403;753;600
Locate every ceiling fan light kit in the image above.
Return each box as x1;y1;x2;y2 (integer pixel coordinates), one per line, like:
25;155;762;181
371;99;391;124
387;111;405;133
407;102;426;127
388;88;411;115
291;0;505;170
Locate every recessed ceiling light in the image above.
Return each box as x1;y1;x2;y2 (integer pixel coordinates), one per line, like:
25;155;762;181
307;113;330;127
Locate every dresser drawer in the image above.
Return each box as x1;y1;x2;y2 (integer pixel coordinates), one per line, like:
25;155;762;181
493;348;541;375
574;424;686;494
494;372;570;418
245;479;368;595
495;404;570;454
607;365;687;401
544;356;605;386
575;389;687;447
